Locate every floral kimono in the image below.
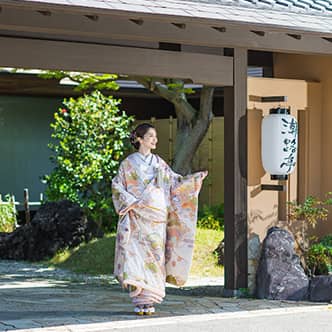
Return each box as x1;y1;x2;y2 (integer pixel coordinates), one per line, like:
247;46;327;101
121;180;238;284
112;152;207;305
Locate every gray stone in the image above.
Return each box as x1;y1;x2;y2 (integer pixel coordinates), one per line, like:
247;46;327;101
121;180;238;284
248;234;261;260
248;259;258;295
309;275;332;302
248;234;261;295
213;240;224;266
256;227;309;300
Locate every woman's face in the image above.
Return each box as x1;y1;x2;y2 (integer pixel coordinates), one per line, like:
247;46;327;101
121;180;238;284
138;128;158;150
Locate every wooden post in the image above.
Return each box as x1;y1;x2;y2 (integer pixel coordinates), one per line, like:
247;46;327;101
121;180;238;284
223;48;248;296
24;188;31;224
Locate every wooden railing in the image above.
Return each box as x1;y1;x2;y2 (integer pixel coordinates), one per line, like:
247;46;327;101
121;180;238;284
0;188;43;224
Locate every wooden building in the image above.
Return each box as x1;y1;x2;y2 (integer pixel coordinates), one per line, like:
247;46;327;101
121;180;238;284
1;0;332;295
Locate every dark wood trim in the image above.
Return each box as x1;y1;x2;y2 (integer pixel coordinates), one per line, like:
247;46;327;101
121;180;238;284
159;42;181;52
261;184;285;191
223;48;248;295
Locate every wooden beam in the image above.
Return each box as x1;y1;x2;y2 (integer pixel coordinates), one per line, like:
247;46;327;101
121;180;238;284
0;6;332;55
0;36;233;86
223;48;248;295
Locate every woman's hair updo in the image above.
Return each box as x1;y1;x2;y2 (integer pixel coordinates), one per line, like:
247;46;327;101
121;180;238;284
130;123;156;150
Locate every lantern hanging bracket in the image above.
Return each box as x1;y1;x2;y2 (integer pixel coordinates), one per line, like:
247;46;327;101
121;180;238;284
260;184;286;191
249;95;287;103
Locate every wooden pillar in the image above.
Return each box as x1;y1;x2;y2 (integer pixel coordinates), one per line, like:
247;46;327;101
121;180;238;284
223;48;248;295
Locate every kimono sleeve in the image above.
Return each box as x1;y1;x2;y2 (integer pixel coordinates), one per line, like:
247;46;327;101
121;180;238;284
165;163;208;286
112;161;138;216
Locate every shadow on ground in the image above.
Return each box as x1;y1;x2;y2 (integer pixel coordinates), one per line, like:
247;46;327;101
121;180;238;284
0;260;328;331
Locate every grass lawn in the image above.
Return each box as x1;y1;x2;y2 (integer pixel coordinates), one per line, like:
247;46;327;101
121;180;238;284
47;233;117;275
46;228;224;278
190;228;224;277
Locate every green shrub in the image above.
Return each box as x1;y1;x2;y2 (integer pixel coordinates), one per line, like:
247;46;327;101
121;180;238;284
0;195;16;233
288;194;332;228
44;90;134;231
320;234;332;248
197;204;224;231
288;193;332;260
306;242;332;276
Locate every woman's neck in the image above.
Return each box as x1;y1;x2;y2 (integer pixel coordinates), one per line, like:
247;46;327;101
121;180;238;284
138;147;151;156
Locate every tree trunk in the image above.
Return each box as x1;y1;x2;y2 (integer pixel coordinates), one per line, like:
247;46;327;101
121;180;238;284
173;115;212;174
131;77;214;175
173;87;214;175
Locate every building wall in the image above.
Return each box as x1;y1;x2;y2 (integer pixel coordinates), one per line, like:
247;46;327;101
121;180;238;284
247;77;310;241
0;95;61;204
274;53;331;238
247;77;322;292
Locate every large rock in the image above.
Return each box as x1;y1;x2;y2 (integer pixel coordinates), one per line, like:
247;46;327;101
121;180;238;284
0;200;100;261
213;240;224;266
256;227;309;300
248;234;261;295
309;275;332;302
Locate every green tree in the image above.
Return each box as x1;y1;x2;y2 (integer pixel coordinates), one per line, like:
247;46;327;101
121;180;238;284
44;90;134;230
39;71;214;175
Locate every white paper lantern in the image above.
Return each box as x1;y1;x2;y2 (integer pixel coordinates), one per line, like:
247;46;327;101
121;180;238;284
261;107;298;180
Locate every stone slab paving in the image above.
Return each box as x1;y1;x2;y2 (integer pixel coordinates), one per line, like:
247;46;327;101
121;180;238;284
0;260;331;332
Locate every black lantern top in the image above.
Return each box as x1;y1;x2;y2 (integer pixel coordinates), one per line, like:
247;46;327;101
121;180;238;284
269;107;290;115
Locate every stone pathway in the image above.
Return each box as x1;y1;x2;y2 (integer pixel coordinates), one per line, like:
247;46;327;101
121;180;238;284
0;260;331;332
0;260;224;287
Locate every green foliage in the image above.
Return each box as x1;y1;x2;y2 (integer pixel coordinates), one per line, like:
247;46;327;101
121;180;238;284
287;193;332;256
0;195;16;233
306;242;332;276
162;79;195;95
306;234;332;275
39;71;119;92
238;288;251;298
320;234;332;248
197;204;224;231
44;90;134;231
288;193;332;228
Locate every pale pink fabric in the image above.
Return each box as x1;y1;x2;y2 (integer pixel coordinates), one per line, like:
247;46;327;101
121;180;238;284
131;289;163;306
112;153;207;304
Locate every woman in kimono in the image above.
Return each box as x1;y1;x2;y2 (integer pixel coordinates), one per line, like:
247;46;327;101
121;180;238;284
112;123;207;315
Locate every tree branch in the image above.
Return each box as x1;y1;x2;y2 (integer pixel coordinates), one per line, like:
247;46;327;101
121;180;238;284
131;76;174;102
198;86;215;122
132;76;196;122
